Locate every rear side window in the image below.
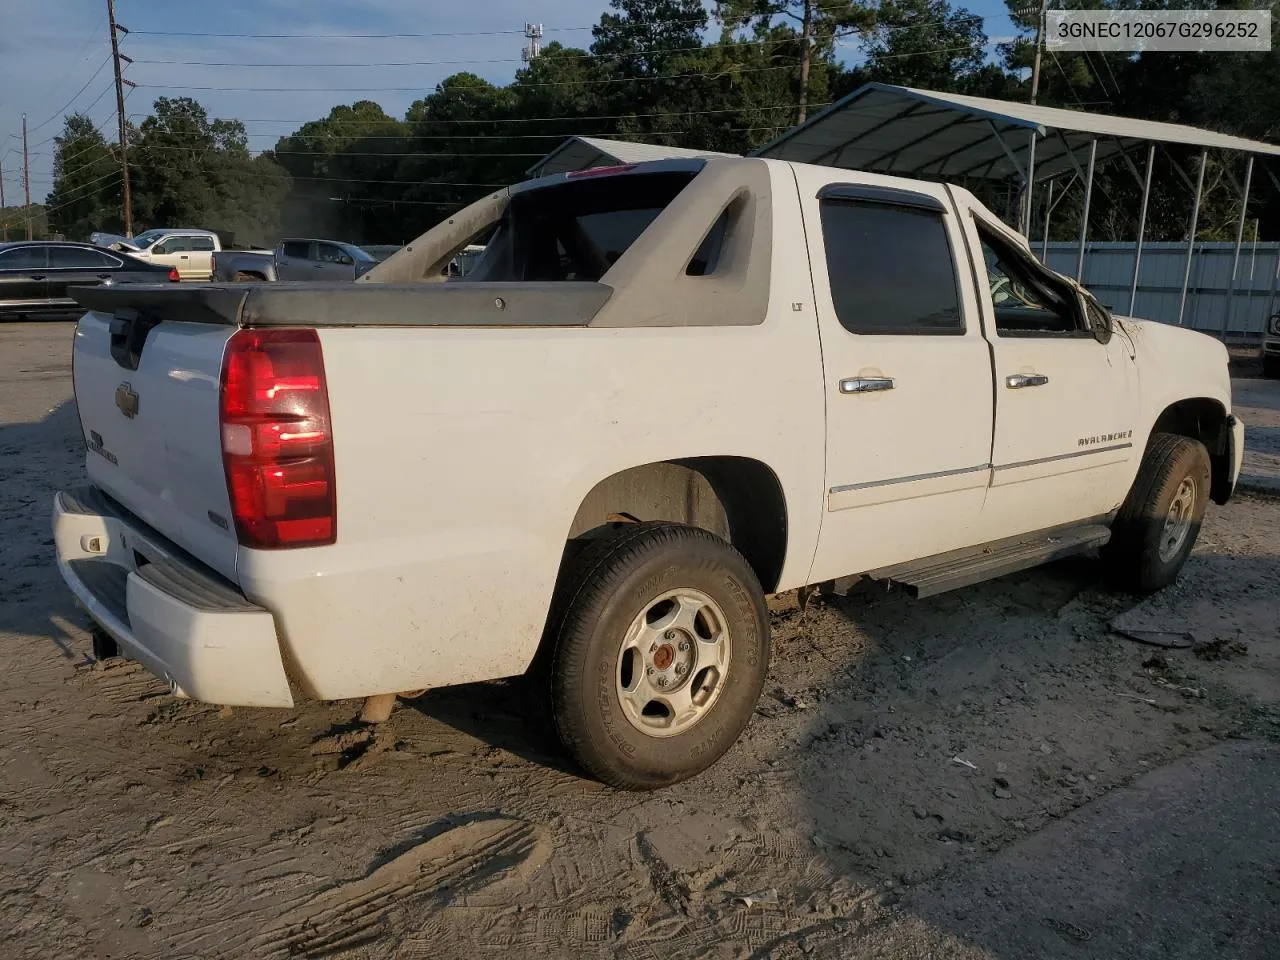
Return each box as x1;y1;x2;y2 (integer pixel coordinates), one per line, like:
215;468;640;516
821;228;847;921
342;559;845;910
0;246;49;269
819;200;962;335
463;171;696;283
282;241;312;259
190;236;216;251
48;247;118;268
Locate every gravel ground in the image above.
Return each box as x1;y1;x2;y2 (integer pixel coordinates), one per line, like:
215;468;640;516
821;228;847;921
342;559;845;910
2;321;1278;959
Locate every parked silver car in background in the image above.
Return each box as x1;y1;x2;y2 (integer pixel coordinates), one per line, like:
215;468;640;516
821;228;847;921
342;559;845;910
211;239;377;282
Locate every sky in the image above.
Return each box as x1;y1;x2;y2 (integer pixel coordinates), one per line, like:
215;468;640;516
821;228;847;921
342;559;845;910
0;0;1021;204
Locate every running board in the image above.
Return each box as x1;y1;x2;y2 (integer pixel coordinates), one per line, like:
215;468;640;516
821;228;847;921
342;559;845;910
868;523;1112;599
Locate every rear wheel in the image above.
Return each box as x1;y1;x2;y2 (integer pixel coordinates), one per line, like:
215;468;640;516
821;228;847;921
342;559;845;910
1263;354;1280;379
1105;433;1211;593
544;522;770;790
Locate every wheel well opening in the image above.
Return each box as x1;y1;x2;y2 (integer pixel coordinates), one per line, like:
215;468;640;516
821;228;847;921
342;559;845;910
566;457;788;593
1151;398;1233;504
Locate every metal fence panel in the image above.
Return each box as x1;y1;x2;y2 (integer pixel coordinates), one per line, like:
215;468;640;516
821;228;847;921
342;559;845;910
1042;241;1280;340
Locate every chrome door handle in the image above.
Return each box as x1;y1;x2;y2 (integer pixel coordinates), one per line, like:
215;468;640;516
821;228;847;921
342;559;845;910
840;377;894;394
1006;373;1049;389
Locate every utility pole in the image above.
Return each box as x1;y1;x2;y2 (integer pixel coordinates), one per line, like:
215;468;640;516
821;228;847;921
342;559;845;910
1029;0;1049;104
22;114;31;240
107;0;133;237
0;155;5;209
797;0;814;124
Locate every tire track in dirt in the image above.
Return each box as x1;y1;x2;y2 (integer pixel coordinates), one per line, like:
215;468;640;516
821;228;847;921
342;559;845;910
171;816;554;959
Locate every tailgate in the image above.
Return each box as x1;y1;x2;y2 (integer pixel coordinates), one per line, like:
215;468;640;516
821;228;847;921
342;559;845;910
72;289;243;582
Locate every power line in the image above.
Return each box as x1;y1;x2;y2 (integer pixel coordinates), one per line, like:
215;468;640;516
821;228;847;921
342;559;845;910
123;4;1014;40
128;17;996;69
0;168;121;229
134;61;803;93
155;104;816;128
25;55;114;137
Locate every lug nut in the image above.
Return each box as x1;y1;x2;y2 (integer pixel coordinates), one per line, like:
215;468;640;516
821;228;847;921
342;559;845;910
674;664;686;676
665;630;676;640
646;666;655;676
657;676;668;687
678;641;689;652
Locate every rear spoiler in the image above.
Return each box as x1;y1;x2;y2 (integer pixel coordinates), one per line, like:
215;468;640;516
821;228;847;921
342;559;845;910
70;281;613;329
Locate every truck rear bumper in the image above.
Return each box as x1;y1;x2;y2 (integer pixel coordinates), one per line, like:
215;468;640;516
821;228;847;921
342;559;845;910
52;485;294;707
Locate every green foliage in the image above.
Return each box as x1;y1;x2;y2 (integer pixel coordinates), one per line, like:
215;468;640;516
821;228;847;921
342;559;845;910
39;0;1280;247
131;97;291;246
46;115;121;239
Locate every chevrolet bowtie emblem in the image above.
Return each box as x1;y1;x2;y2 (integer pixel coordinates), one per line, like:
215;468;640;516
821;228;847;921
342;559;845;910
115;382;139;419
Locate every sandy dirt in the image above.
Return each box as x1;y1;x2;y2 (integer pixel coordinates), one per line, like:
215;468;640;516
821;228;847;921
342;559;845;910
2;321;1278;959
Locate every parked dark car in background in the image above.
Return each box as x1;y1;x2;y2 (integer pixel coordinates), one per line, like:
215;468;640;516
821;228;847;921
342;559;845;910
0;241;177;320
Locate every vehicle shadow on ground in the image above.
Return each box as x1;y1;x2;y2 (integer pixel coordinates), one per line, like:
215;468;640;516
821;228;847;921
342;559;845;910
399;676;582;779
763;544;1280;960
0;398;92;655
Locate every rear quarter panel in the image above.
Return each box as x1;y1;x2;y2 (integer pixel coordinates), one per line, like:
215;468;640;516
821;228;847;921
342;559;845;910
238;163;828;699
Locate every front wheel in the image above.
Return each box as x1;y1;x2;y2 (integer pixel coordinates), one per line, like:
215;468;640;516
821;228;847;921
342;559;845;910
1105;433;1211;593
544;523;770;790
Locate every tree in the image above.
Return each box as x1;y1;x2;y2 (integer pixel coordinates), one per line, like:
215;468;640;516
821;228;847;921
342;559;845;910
592;0;708;77
132;97;291;245
274;101;409;241
717;1;874;122
46;115;121;239
863;0;991;93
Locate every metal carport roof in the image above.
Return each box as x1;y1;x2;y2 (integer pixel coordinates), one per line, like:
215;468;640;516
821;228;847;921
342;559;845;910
527;136;737;177
753;83;1280;182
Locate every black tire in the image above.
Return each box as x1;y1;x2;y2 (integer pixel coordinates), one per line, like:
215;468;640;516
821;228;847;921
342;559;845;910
1105;433;1211;593
1263;355;1280;380
543;522;770;790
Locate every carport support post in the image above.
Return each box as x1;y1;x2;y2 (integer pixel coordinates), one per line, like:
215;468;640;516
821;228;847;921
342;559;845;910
1222;154;1254;339
1177;149;1208;326
1075;139;1097;281
1041;178;1053;260
1020;131;1037;236
1128;143;1155;316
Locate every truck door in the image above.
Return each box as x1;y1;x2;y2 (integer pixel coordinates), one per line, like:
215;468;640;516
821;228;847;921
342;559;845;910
276;240;314;280
186;234;216;280
952;200;1140;539
794;167;995;583
313;242;354;280
149;235;198;279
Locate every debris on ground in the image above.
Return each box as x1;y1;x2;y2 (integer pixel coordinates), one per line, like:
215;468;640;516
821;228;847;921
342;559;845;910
951;756;978;770
1112;628;1196;648
733;888;779;908
1043;916;1093;942
1117;693;1158;706
1194;638;1250;661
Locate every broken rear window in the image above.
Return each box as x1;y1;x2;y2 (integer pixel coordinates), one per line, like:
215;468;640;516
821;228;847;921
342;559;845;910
461;172;699;283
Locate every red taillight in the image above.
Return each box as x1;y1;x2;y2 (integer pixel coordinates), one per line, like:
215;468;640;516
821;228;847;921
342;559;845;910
219;329;336;549
168;267;180;282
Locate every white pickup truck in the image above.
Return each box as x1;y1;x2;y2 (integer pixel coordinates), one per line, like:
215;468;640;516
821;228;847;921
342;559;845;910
54;158;1244;790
